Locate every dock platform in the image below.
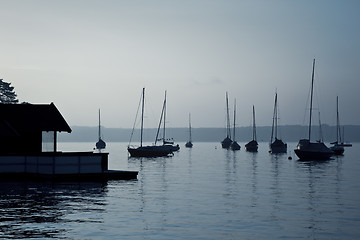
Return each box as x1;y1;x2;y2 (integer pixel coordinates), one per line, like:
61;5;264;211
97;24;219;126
0;152;138;181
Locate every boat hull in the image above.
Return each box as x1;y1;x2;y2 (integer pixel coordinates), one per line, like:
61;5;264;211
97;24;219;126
230;141;241;150
270;139;287;153
185;141;193;148
338;143;352;147
245;146;258;152
127;146;173;157
294;149;333;160
294;139;333;160
245;140;258;152
330;145;344;155
221;137;233;149
163;144;180;152
96;139;106;149
270;146;287;154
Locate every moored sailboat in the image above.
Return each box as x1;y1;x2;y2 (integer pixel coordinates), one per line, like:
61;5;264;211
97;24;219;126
95;109;106;150
269;92;287;153
245;105;258;152
155;90;180;152
185;113;193;148
294;59;333;160
339;127;352;147
221;92;233;149
330;96;345;155
127;88;173;157
230;99;240;151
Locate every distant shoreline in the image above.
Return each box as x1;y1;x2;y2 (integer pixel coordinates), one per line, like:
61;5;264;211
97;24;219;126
58;125;360;143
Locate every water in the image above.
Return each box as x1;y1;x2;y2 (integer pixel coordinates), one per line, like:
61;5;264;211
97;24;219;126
1;142;360;239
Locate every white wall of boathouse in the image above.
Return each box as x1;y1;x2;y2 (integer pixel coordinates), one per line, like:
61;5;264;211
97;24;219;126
0;154;107;175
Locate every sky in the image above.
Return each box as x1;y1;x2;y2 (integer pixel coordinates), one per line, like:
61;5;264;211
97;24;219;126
1;0;359;129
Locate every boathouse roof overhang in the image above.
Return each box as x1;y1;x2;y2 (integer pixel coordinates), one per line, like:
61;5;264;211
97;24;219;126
0;102;72;136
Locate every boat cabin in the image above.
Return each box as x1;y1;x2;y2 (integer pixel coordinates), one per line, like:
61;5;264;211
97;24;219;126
0;102;71;154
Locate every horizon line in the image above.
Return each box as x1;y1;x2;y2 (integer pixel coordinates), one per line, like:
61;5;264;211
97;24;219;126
69;124;360;129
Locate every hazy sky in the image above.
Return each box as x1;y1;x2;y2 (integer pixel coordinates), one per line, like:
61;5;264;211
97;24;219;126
1;0;359;129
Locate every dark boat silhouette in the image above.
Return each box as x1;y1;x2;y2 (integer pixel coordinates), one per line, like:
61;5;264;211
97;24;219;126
185;113;193;148
155;90;180;152
330;96;345;155
95;109;106;150
221;92;233;149
127;88;173;157
230;99;240;151
245;105;258;152
294;59;333;160
269;92;287;153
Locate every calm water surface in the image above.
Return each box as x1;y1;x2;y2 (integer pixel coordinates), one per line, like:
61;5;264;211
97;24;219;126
1;142;359;239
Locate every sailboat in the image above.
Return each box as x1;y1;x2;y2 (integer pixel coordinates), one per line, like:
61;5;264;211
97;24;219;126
221;92;233;149
155;90;180;152
230;99;240;150
127;88;173;157
330;96;345;155
185;113;193;148
269;92;287;153
95;109;106;150
294;59;333;160
245;105;258;152
340;127;352;147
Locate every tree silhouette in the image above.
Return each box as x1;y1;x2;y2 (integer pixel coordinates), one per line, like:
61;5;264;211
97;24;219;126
0;79;19;104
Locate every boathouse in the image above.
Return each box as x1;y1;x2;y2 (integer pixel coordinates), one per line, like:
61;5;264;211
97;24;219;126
0;103;137;180
0;102;71;153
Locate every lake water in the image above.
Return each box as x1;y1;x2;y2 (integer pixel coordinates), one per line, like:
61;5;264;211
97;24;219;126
1;142;360;239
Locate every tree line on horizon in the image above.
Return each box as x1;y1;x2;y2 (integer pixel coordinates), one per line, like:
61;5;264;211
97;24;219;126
57;125;360;143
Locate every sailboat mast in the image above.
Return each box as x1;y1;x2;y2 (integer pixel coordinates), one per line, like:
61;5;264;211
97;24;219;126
309;59;315;141
233;99;236;141
336;96;342;143
226;92;231;138
270;93;277;143
155;90;166;145
275;93;278;140
98;109;101;140
253;105;257;141
189;113;192;142
163;90;167;143
140;88;145;147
